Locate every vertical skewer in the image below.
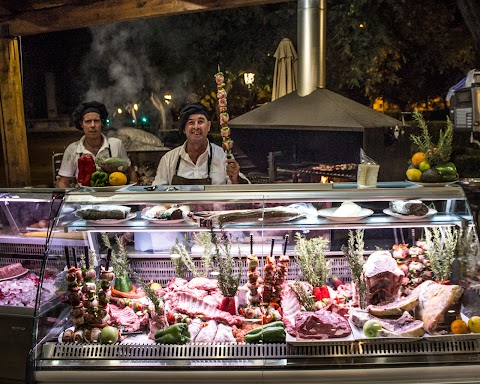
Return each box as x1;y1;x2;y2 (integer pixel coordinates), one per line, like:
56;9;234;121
270;238;275;258
106;248;112;270
250;234;253;255
283;234;289;255
72;247;77;269
84;246;90;269
64;246;71;269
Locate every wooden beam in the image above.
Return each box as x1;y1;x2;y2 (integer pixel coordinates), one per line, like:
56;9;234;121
0;37;31;187
1;0;292;37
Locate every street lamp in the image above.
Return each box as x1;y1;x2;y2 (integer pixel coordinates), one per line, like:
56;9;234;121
243;72;255;110
244;72;255;88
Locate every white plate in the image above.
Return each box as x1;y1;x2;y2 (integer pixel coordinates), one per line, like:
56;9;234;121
141;215;185;225
383;208;437;220
85;212;136;225
0;269;28;282
286;331;354;344
317;207;374;222
79;183;136;192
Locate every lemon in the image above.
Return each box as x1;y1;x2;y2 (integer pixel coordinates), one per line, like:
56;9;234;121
468;316;480;333
150;282;162;291
109;172;127;186
406;168;422;182
418;161;431;172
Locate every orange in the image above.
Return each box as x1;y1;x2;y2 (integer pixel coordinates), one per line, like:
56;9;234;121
451;318;468;334
109;172;127;186
411;152;426;167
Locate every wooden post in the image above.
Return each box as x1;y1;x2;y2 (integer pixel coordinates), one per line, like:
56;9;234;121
0;36;31;187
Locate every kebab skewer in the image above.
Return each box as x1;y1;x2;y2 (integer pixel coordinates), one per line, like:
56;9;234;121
214;70;234;159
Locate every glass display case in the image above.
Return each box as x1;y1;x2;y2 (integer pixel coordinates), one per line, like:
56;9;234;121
25;183;480;383
0;189;87;384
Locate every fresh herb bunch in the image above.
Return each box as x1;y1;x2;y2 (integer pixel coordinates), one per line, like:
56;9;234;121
424;226;459;283
102;233;129;279
210;230;241;297
289;280;316;312
410;110;454;166
341;229;367;309
193;232;215;277
293;232;330;287
170;237;198;278
129;269;164;314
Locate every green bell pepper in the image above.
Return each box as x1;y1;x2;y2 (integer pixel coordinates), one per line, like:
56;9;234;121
114;275;132;293
155;323;191;344
90;171;109;187
434;162;458;181
244;321;286;344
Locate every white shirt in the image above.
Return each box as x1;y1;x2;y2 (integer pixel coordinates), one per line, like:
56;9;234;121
58;134;130;179
153;141;248;185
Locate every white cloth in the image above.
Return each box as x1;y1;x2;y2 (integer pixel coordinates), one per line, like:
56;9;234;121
152;140;248;185
58;134;130;178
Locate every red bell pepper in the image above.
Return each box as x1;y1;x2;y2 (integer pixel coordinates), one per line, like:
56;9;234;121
219;296;236;315
77;154;96;186
312;285;330;301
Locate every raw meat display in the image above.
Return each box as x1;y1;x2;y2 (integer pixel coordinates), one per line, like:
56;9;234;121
364;250;404;305
294;309;352;340
0;262;27;280
0;271;55;307
413;280;464;334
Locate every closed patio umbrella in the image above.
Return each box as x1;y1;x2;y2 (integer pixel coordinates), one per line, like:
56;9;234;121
271;38;298;101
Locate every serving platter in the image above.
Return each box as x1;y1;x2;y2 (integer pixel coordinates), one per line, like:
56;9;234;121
383;208;437;220
0;269;28;282
407;181;457;187
78;183;136;192
85;212;136;225
140;215;186;225
317;207;374;222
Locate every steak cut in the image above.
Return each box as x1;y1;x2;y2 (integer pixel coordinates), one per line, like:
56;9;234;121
294;309;351;340
368;295;419;317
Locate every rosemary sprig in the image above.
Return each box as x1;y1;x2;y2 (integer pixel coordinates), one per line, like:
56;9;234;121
170;238;199;278
424;226;459;283
293;232;330;287
289;280;316;312
341;229;367;309
410;110;453;166
456;225;480;278
129;269;164;314
210;230;241;297
193;232;215;277
102;233;129;279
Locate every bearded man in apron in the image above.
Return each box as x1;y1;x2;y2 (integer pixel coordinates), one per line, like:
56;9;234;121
153;102;249;186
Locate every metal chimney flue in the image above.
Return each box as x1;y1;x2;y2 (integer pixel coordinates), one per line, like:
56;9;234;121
297;0;326;97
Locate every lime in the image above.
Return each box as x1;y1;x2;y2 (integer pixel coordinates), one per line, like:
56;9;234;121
468;316;480;333
100;325;119;344
418;161;431;172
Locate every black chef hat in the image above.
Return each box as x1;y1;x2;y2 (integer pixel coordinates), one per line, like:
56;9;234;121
178;102;210;134
72;101;108;130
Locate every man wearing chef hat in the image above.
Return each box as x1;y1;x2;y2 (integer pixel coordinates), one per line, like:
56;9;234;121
153;102;249;185
57;101;135;188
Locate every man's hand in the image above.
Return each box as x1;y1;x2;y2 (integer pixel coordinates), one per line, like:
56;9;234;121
226;158;241;183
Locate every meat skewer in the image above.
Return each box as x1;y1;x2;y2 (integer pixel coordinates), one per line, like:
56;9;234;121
215;68;234;159
262;239;276;304
246;235;261;306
